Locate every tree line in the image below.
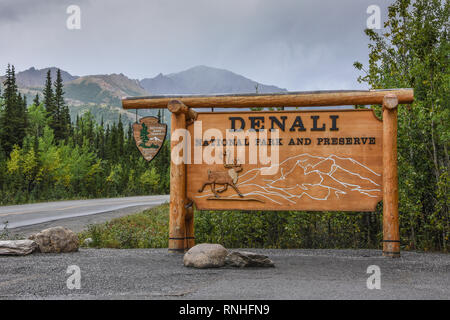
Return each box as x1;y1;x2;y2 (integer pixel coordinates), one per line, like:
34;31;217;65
354;0;448;251
0;65;170;205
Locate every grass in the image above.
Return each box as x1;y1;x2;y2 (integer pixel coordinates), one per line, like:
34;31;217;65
0;222;24;240
78;204;169;248
78;204;386;250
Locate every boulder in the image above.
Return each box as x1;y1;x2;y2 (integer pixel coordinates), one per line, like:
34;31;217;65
183;243;228;268
0;240;38;256
225;251;275;268
28;226;79;253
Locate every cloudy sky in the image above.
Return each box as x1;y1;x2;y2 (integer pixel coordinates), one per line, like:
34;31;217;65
0;0;391;91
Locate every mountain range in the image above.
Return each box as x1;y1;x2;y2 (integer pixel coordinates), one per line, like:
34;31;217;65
140;65;285;95
1;65;286;126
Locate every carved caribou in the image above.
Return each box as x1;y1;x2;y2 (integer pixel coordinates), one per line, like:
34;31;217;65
198;153;244;198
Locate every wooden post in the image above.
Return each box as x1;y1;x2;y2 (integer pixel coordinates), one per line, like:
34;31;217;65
168;100;188;252
185;203;195;249
382;94;400;258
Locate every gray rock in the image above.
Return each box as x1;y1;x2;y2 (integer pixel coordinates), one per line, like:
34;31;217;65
183;243;228;268
225;251;275;268
0;240;38;256
28;226;78;253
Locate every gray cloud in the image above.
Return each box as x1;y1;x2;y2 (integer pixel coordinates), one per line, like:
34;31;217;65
0;0;391;91
0;0;88;23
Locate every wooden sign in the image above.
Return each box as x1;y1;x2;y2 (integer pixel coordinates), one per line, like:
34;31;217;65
187;109;383;212
123;90;414;256
133;116;166;161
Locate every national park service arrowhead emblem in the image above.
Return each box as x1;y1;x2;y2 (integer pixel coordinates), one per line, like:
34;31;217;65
133;116;167;162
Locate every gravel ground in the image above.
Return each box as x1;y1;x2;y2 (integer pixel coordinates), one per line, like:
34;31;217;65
0;249;448;300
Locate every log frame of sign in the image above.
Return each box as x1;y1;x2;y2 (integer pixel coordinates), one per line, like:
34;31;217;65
123;90;412;256
382;94;400;257
168;100;197;252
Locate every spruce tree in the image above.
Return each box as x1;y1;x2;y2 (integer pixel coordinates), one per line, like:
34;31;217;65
54;69;69;141
96;117;105;159
109;123;119;162
0;65;27;155
104;124;111;160
84;112;94;149
126;124;135;154
42;69;57;142
63;105;72;136
43;70;54;115
2;65;17;105
117;115;124;157
33;94;40;106
17;93;28;142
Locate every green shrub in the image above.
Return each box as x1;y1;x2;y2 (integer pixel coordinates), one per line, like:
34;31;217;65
78;204;386;250
195;209;383;249
78;204;169;248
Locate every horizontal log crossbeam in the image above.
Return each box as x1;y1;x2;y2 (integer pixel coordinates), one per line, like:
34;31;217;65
122;89;414;109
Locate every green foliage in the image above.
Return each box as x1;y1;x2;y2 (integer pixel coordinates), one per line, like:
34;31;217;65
43;70;54;117
78;204;169;248
78;205;383;250
42;69;72;141
354;0;449;251
195;209;382;249
33;94;40;106
0;114;171;204
0;64;27;155
0;64;171;205
0;222;23;241
53;69;71;141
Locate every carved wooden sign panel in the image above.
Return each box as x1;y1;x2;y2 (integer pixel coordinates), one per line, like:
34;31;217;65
187;109;383;212
133;116;166;162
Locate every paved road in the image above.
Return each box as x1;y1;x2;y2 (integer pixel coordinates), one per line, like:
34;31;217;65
0;249;448;300
0;195;170;235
